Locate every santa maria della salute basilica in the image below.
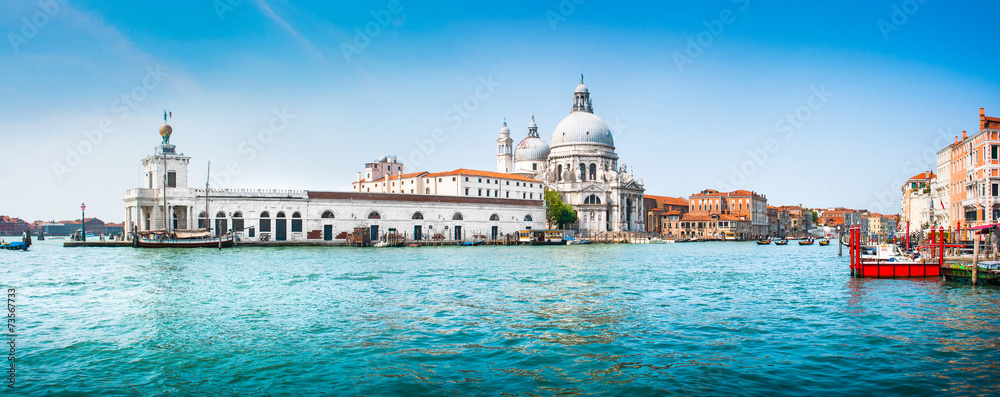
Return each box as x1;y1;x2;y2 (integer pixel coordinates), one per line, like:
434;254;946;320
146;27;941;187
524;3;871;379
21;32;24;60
496;76;645;233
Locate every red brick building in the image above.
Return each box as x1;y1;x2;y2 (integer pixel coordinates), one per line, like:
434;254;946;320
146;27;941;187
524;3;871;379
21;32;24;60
0;215;31;236
644;195;689;234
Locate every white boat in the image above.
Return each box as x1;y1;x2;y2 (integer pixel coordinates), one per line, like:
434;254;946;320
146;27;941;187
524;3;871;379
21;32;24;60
649;237;674;244
861;244;915;262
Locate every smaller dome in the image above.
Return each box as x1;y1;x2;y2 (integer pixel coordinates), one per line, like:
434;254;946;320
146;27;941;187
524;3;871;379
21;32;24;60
515;136;550;162
159;124;172;137
528;117;538;129
575;83;589;94
499;121;510;134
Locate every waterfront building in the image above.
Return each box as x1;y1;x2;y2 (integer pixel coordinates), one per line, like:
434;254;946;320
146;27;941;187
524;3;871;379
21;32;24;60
352;157;544;200
900;171;935;232
683;189;768;239
819;207;855;227
40;218;108;236
666;213;750;240
767;206;790;238
933;143;952;227
501;77;646;234
643;195;688;235
0;215;31;236
844;210;869;237
780;205;813;235
866;213;897;242
124;126;545;242
943;108;1000;231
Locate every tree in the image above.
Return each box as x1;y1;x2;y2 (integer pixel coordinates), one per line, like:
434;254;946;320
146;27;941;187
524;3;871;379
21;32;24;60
544;189;578;229
811;210;819;224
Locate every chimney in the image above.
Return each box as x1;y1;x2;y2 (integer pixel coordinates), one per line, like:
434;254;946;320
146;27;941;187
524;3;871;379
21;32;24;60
963;130;967;140
982;107;987;130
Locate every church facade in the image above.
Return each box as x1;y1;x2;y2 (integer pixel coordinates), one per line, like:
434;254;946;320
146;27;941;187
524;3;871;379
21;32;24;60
498;77;646;234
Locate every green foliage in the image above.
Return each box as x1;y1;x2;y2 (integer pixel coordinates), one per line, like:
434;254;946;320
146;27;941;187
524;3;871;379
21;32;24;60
811;210;819;224
545;189;578;229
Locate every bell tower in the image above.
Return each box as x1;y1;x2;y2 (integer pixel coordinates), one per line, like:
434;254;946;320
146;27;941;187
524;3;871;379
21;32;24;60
496;120;513;173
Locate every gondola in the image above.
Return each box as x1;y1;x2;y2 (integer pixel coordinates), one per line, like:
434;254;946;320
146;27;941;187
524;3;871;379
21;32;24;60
756;239;772;245
774;240;788;246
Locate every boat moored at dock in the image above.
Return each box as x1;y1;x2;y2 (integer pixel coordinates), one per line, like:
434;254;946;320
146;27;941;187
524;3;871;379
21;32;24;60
518;229;565;245
132;229;235;248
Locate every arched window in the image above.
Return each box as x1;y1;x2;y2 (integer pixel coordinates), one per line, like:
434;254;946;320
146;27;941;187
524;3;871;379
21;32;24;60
198;211;208;229
584;195;602;205
232;212;244;232
452;212;463;221
368;211;381;219
579;163;586;180
557;164;563;181
321;211;335;219
412;212;424;220
259;211;271;233
590;163;597;180
216;211;226;218
490;214;500;221
524;215;533;222
291;212;302;232
425;187;430;194
277;212;286;218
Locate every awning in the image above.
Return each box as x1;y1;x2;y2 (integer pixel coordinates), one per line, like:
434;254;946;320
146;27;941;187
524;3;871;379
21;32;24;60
967;223;997;231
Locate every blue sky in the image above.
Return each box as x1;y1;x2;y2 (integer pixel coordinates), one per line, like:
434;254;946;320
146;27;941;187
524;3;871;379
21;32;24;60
2;0;999;222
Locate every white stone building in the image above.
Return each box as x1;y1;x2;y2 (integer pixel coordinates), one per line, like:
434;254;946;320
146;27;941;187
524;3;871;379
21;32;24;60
124;127;545;243
501;77;645;234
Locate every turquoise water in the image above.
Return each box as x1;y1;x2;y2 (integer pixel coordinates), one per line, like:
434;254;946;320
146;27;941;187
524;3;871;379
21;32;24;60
3;240;999;396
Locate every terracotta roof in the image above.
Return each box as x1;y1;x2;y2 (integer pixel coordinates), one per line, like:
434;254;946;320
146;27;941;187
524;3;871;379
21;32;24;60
425;169;541;183
306;191;543;206
645;194;688;206
663;210;682;216
362;171;430;183
680;213;747;222
908;171;936;181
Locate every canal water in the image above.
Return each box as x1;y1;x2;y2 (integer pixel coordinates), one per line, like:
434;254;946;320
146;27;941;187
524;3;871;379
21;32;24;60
3;240;999;395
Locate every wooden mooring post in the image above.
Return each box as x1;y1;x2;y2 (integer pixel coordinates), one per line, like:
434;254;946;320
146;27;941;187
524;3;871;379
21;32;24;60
973;234;979;286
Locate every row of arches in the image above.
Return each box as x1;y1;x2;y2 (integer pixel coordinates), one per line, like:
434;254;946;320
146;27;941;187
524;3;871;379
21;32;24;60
555;162;604;182
366;211;531;222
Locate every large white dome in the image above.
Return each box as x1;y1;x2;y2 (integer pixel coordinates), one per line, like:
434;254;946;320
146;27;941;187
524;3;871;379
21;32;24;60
551;112;614;147
515;136;550;161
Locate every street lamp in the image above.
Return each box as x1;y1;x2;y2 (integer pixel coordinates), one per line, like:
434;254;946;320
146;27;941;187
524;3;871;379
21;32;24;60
81;203;86;242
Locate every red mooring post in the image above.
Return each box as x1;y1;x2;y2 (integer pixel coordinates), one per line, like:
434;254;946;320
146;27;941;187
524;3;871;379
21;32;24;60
920;227;937;255
939;227;945;266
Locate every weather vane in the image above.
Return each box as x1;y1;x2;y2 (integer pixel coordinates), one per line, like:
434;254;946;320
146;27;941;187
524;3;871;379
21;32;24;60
160;109;173;145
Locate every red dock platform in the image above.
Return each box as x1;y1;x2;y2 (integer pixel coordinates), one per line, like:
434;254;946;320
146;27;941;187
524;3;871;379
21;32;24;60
848;226;943;278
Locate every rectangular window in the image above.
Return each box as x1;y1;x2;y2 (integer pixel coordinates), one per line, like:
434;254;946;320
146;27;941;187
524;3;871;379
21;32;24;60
167;171;176;188
993;145;998;160
993;183;998;197
478;189;482;196
291;219;302;232
465;188;469;195
479;178;482;183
